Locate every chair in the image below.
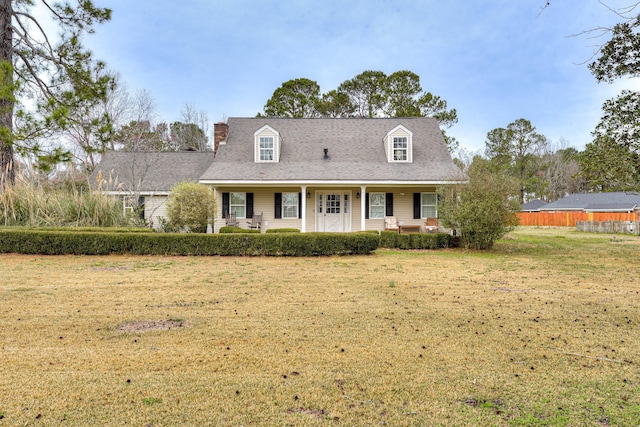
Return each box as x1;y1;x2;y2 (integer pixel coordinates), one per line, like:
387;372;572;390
384;216;399;232
247;212;262;230
424;217;439;233
225;212;238;227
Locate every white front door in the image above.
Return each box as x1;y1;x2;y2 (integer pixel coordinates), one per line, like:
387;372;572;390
316;191;351;232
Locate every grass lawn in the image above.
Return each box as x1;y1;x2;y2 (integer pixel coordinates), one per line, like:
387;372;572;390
0;227;639;426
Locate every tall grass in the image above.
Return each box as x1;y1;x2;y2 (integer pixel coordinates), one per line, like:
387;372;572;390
0;177;128;227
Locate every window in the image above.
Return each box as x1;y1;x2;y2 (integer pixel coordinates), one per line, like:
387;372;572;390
259;136;274;161
230;192;246;218
282;192;298;219
369;193;385;219
393;136;408;161
421;193;437;218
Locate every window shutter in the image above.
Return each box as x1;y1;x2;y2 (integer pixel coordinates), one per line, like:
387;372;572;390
413;193;421;219
298;192;302;219
137;196;145;220
274;193;282;219
385;193;393;217
246;193;254;218
365;193;369;220
222;192;229;218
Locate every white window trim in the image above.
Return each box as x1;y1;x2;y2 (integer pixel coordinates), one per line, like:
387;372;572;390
393;136;408;161
259;136;274;161
254;125;281;163
230;192;247;219
369;192;385;219
421;192;437;219
282;192;299;219
385;124;413;163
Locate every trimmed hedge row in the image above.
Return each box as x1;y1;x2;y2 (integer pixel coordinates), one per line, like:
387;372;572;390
379;231;455;249
218;226;260;234
265;228;300;233
0;229;379;256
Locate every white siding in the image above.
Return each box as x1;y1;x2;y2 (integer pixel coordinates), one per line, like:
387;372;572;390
254;125;280;163
144;195;168;230
385;125;413;163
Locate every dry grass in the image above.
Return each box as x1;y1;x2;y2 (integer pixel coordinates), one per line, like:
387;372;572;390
0;227;639;426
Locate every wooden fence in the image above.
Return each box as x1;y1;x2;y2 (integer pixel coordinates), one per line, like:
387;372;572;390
517;211;639;227
576;220;640;235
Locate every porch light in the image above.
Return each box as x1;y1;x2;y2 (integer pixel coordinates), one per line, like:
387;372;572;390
307;191;311;198
356;191;360;199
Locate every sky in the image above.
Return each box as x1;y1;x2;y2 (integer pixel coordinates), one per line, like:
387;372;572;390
51;0;640;153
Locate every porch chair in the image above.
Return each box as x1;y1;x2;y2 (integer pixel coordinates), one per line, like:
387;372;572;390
247;212;263;230
225;212;239;227
384;216;399;232
423;217;439;233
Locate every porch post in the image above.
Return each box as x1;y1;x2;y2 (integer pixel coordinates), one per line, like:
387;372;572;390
212;187;219;233
360;185;366;231
301;185;307;233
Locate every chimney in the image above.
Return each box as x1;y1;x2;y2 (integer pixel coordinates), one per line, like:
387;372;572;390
213;122;229;155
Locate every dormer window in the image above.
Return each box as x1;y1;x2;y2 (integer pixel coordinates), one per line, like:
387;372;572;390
393;136;408;161
385;125;413;163
259;136;274;161
254;125;281;163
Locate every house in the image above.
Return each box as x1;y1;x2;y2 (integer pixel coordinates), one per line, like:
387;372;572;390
200;117;467;233
90;151;216;228
517;192;640;226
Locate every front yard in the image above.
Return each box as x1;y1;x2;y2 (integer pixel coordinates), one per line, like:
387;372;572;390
0;227;638;425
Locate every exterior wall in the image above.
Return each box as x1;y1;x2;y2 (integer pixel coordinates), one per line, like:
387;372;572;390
517;211;639;227
144;195;168;229
212;186;439;233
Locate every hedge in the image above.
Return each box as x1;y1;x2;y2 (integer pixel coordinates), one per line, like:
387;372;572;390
265;228;300;233
0;229;379;256
218;226;260;234
379;231;455;249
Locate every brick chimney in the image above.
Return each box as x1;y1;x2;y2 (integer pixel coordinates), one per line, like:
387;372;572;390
213;122;229;155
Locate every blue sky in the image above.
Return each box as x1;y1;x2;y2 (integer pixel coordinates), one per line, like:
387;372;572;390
75;0;639;152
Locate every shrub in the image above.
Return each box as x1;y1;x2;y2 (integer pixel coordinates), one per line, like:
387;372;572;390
438;166;519;250
379;231;454;249
265;228;300;233
166;182;215;233
0;179;127;227
0;229;379;256
219;226;260;233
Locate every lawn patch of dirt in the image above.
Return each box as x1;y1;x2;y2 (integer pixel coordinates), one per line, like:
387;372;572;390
117;319;187;333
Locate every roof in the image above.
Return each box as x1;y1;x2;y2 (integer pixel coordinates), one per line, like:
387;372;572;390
200;117;467;185
521;199;548;211
90;151;216;193
540;192;640;212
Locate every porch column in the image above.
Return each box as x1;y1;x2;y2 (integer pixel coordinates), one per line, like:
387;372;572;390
300;185;307;233
360;185;367;231
212;187;219;233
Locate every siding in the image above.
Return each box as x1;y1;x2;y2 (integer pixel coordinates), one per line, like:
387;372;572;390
212;187;437;232
145;196;168;229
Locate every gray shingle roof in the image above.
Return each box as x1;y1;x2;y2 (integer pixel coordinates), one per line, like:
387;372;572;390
521;199;548;211
200;117;466;184
90;151;216;193
541;192;640;211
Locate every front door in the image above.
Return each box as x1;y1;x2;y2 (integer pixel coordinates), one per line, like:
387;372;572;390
316;191;351;232
324;193;343;232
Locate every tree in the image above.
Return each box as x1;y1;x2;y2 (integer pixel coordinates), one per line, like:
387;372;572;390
0;0;112;190
438;156;520;250
176;102;210;151
317;90;355;118
542;144;584;201
485;118;548;204
580;134;639;191
261;78;321;118
589;11;640;83
166;181;215;233
336;70;387;118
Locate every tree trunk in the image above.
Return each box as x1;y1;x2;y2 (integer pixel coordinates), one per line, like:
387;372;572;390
0;0;13;191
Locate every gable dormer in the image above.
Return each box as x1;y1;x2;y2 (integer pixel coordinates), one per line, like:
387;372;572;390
384;124;413;163
254;125;281;163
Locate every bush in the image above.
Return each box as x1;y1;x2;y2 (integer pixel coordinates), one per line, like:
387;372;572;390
166;182;215;233
265;228;300;233
438;166;519;250
0;229;380;256
379;231;455;249
219;226;260;233
0;179;127;227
